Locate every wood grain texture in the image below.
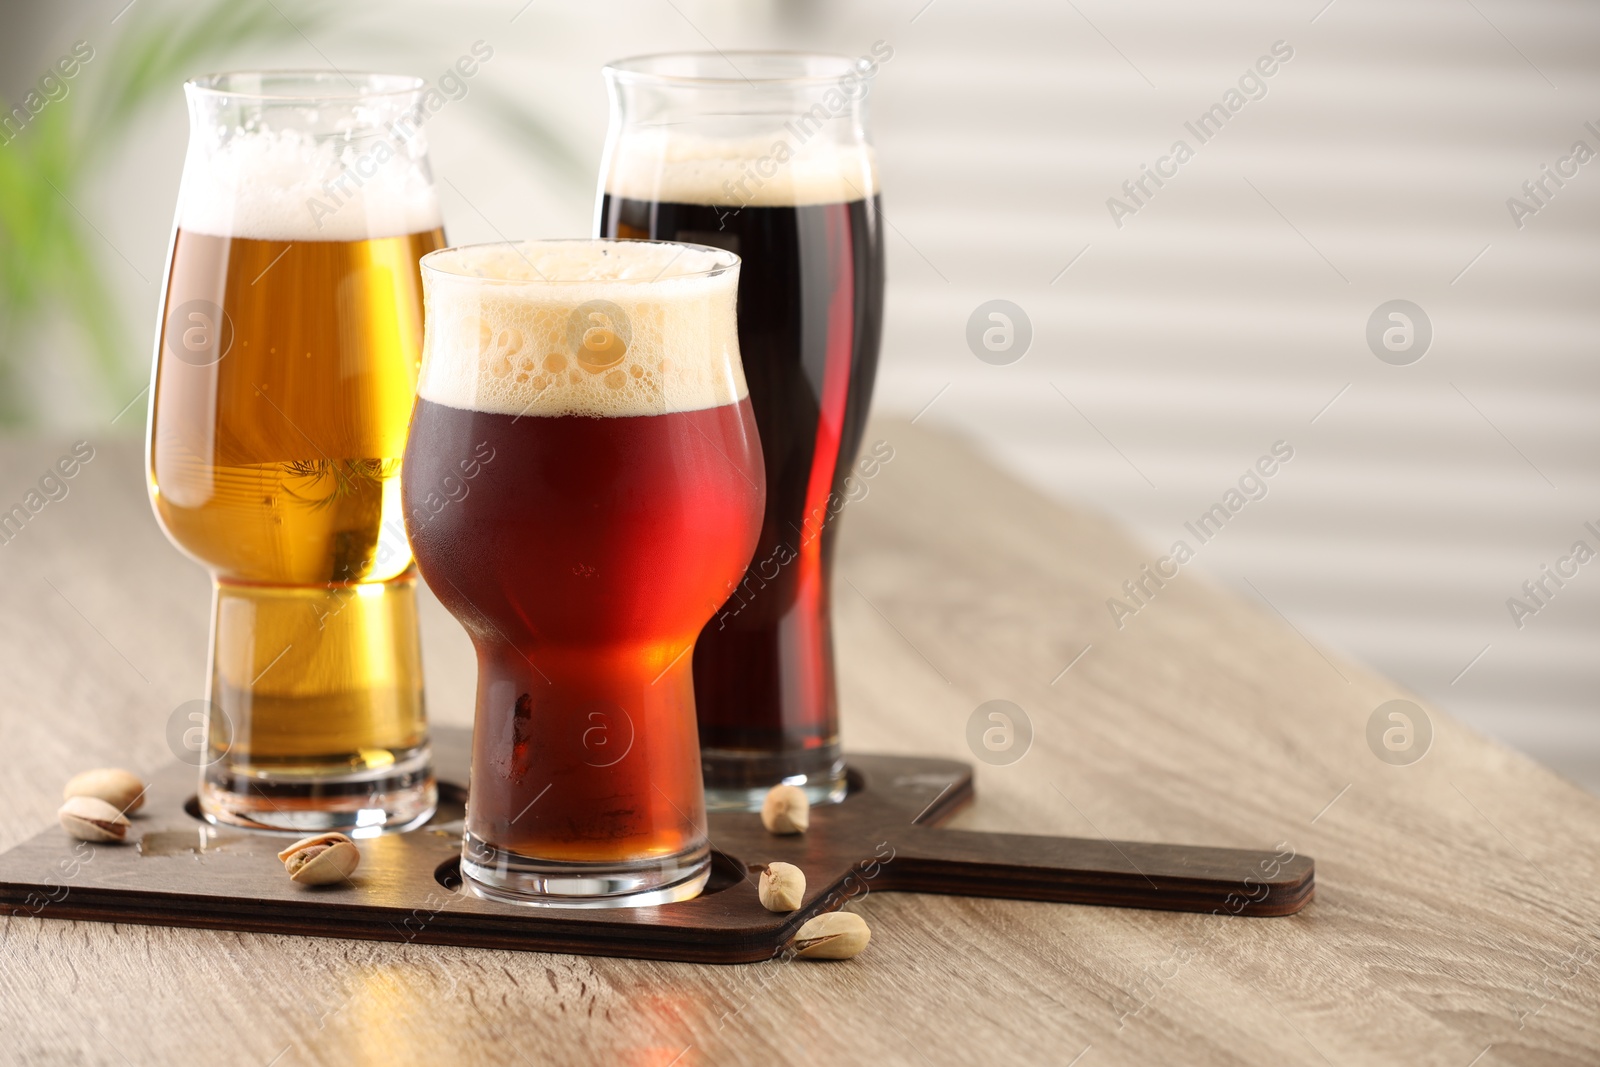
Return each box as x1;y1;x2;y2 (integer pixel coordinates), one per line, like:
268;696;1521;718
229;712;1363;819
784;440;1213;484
1;424;1598;1066
0;733;1311;960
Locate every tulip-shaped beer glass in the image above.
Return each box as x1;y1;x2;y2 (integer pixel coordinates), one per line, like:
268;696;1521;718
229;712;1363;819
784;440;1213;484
404;239;764;906
597;51;888;809
148;72;442;832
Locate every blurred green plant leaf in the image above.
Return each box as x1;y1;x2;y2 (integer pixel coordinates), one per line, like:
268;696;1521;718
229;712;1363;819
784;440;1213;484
0;0;326;427
87;2;330;144
0;0;583;429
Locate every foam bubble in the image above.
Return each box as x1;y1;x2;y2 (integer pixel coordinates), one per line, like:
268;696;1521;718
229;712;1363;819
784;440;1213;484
418;240;746;419
605;130;878;208
180;127;441;242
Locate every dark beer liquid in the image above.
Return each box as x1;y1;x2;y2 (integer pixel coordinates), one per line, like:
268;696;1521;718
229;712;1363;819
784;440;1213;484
404;397;763;861
599;195;885;786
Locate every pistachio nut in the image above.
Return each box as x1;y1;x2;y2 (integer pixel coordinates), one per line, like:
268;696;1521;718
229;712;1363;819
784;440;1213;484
760;784;810;835
277;832;360;886
794;910;871;960
63;768;147;814
758;862;806;912
58;795;131;843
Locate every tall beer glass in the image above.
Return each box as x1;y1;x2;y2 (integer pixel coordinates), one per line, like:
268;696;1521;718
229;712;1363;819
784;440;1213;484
597;51;887;809
404;239;763;906
148;72;443;833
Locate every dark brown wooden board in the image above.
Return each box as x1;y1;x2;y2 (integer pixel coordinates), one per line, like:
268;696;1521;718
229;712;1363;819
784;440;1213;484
0;728;1312;963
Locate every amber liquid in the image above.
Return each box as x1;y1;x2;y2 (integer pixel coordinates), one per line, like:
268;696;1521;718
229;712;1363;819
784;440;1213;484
404;397;764;863
149;228;443;826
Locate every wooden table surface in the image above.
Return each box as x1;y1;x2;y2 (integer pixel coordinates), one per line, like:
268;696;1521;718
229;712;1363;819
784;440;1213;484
1;421;1597;1067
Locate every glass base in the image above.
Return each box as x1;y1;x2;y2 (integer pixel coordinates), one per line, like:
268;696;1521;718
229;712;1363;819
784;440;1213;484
701;747;847;812
460;832;710;908
200;746;437;836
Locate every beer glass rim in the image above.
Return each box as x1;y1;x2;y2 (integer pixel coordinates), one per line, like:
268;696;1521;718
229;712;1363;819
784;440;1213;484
185;70;426;103
604;51;875;88
421;238;740;285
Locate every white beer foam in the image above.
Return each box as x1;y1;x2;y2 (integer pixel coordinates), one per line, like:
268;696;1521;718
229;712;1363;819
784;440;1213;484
418;240;746;418
180;127;441;241
605;130;878;208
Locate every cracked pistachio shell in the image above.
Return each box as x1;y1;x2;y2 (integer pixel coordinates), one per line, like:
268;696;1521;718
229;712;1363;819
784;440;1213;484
278;832;360;886
794;910;871;960
58;795;130;842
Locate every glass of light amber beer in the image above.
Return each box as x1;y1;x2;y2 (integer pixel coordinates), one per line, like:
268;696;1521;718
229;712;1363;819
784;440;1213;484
148;72;443;832
598;52;887;810
405;239;763;906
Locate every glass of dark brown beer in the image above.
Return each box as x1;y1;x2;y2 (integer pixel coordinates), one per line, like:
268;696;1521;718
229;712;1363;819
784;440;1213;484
405;238;764;907
148;72;443;833
597;51;887;809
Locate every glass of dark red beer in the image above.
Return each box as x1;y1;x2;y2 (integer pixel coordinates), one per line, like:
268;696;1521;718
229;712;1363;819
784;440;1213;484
597;51;887;810
404;238;764;907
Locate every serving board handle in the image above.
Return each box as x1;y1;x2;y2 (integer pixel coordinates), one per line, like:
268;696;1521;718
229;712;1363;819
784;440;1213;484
872;826;1312;917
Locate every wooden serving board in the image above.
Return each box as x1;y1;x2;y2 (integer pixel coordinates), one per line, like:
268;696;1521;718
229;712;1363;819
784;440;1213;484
0;727;1312;964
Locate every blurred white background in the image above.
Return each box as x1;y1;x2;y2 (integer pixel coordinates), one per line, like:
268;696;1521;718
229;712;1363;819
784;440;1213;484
3;0;1597;788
